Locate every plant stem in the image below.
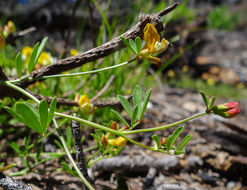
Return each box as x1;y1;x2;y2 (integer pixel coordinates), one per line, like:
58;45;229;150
2;81;94;190
123;112;207;135
55;112;154;150
9;58;136;83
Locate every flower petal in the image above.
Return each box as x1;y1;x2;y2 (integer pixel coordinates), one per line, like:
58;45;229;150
143;23;160;52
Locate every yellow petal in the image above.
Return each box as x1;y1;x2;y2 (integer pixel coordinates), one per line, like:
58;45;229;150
70;49;79;56
143;23;160;52
7;21;15;33
108;137;127;148
148;56;162;66
80;103;94;114
153;38;169;54
78;94;90;107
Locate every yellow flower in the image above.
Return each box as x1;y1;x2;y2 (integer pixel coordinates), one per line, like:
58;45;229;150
22;46;33;64
70;49;79;56
37;52;51;66
108;137;127;148
139;23;169;66
3;21;15;37
207;78;215;86
7;21;15;33
78;94;96;114
168;69;175;78
0;34;5;50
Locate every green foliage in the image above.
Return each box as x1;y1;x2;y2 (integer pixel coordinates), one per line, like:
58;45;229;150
112;85;152;129
28;37;48;73
5;99;54;135
154;126;192;155
164;2;196;24
207;6;240;30
15;52;22;78
120;36;143;55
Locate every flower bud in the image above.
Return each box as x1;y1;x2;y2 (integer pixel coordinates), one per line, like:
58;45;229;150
101;134;108;148
78;94;96;114
212;102;238;111
108;137;127;148
122;126;129;131
110;121;117;130
211;102;240;119
161;137;166;145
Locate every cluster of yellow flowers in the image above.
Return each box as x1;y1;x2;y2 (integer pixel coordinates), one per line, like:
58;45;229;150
21;46;54;69
0;21;16;50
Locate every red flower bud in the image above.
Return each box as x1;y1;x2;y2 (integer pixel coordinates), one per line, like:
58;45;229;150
122;126;129;131
211;102;240;119
101;134;108;148
161;137;166;145
225;107;240;118
110;121;117;130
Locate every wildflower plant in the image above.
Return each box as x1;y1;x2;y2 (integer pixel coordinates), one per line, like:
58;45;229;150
0;4;241;190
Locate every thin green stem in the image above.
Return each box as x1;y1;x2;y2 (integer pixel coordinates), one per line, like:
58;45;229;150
2;81;94;190
9;58;136;83
2;81;40;103
55;112;153;150
123;112;207;135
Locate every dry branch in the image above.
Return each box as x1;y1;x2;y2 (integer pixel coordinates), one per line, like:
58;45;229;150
19;2;178;88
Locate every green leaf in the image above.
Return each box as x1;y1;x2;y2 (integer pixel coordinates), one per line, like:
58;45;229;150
120;36;135;53
135;36;142;53
48;97;57;124
10;142;21;153
34;37;48;64
111;109;130;127
133;85;142;118
138;88;152;120
152;134;161;150
15;102;42;134
129;39;138;54
65;127;73;148
54;139;63;149
175;134;192;152
199;90;209;108
28;42;40;73
118;95;132;117
209;96;216;109
166;126;184;150
4;106;25;123
61;161;76;176
15;52;22;78
39;99;48;134
174;149;185;155
131;105;138;128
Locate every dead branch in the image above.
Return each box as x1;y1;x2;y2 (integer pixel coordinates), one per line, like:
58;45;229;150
19;2;179;88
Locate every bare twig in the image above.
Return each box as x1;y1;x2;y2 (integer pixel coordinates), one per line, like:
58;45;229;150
0;66;26;99
32;92;131;108
71;114;91;190
18;2;179;88
0;171;33;190
91;75;115;102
